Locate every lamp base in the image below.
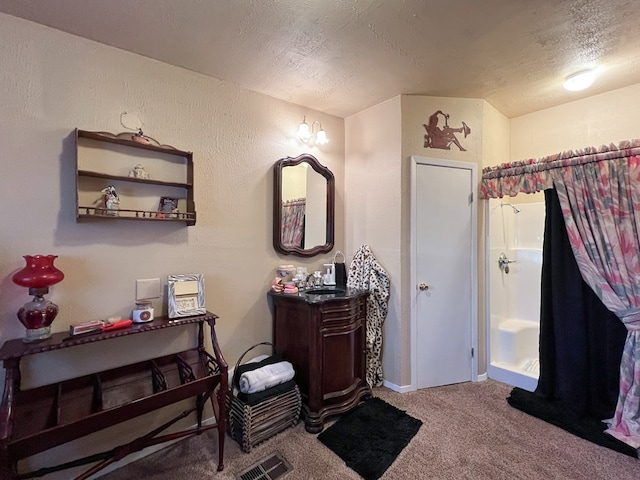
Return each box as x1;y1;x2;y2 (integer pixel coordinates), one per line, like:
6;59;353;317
17;288;58;343
23;326;52;343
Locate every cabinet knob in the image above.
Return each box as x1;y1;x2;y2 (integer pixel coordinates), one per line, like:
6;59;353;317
418;283;430;291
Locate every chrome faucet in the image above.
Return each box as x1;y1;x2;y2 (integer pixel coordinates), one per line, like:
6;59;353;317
498;252;516;274
304;274;316;290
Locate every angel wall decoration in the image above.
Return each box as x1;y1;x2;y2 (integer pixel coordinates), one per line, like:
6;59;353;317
423;110;471;151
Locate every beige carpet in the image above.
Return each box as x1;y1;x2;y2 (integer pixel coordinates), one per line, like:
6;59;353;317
101;380;638;479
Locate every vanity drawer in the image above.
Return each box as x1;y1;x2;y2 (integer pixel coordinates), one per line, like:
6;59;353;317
320;300;363;326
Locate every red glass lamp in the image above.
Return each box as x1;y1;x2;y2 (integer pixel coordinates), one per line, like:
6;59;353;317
12;255;64;343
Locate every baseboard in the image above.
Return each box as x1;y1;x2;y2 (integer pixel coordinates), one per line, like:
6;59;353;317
381;379;414;393
383;374;487;392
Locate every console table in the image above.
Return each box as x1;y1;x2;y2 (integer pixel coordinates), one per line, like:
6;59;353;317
0;312;228;480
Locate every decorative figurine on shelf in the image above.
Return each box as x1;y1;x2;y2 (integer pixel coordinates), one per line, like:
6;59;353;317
101;185;120;216
128;163;151;179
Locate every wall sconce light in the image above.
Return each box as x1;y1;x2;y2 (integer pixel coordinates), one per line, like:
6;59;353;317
297;116;329;145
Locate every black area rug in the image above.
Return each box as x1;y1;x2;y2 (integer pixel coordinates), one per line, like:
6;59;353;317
317;398;422;480
507;387;638;458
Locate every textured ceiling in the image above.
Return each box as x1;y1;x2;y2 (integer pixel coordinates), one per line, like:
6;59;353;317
2;0;640;118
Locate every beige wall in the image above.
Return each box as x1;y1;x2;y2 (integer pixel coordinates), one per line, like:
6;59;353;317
345;95;493;389
511;83;640;160
0;13;345;477
507;83;640;208
344;97;403;384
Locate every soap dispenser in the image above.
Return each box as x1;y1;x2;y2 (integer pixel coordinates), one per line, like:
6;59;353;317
323;263;336;286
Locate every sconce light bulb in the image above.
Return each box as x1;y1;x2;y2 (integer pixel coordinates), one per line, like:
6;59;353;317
315;129;329;145
297;117;311;143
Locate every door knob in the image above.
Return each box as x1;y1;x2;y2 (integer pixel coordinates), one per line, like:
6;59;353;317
418;283;430;291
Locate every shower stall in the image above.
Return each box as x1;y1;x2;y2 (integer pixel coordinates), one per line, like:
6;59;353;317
487;199;545;391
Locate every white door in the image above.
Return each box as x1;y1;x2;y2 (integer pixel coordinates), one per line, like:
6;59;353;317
411;157;477;389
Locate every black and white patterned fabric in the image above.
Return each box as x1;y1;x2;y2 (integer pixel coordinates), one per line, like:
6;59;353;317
346;244;390;387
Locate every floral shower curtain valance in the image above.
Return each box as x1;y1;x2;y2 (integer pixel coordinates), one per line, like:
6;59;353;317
480;139;640;199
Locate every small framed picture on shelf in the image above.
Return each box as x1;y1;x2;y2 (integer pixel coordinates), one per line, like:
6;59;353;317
158;196;179;218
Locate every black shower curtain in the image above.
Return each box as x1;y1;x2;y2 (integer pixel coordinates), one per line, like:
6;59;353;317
508;189;634;456
536;188;627;419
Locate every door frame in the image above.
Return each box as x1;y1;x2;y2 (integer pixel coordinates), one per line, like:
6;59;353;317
409;156;479;391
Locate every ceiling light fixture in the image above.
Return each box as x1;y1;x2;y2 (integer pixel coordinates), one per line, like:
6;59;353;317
297;116;329;145
563;68;597;92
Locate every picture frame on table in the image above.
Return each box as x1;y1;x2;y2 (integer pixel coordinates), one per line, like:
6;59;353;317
168;274;206;318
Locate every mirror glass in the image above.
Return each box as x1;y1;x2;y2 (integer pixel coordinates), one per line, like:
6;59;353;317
168;274;206;318
273;154;334;257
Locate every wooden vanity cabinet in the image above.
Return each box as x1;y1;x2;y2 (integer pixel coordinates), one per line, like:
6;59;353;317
269;291;371;433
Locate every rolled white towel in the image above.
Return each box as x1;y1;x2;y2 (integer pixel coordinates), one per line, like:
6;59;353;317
228;354;270;387
239;361;295;394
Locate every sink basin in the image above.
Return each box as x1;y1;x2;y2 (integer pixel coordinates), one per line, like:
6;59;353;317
304;287;346;295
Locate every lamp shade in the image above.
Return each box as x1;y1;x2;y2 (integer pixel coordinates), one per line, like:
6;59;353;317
315;129;329;145
297;118;311;142
12;255;64;289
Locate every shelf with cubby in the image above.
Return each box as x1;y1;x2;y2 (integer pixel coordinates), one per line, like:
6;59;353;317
75;129;196;226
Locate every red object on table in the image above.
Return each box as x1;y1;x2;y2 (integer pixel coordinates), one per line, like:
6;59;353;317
102;319;133;331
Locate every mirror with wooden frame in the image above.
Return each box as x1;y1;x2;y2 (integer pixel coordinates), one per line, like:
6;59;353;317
273;154;334;257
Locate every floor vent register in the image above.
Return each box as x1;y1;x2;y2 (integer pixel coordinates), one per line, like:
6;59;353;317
237;452;292;480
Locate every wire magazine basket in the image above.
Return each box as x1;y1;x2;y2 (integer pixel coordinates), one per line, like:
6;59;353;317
226;342;301;452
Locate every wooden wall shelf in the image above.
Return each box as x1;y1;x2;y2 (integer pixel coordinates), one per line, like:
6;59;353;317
77;170;192;188
75;129;196;226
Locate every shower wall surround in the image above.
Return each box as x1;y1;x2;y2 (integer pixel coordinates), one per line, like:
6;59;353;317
487;199;545;391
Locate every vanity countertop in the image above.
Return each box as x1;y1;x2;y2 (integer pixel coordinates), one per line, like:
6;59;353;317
268;286;368;304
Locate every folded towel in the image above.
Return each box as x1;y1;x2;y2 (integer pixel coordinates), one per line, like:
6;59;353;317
228;354;270;388
239;361;295;394
236;379;297;406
